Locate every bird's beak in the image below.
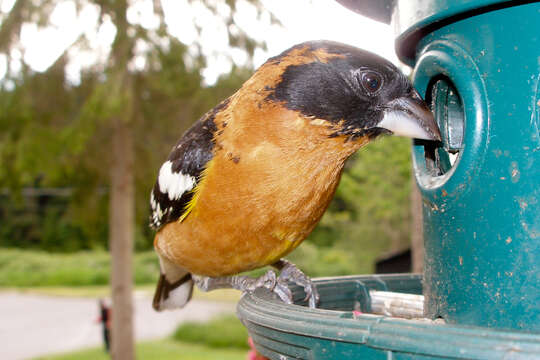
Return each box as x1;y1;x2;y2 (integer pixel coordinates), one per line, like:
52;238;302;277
377;90;441;141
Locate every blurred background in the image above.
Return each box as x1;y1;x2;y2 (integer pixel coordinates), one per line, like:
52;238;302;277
0;0;420;359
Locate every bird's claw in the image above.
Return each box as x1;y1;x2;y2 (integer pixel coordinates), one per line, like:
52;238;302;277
242;270;277;293
273;277;294;305
275;260;319;308
242;270;293;305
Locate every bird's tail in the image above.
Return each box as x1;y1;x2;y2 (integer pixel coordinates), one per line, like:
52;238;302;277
152;255;193;311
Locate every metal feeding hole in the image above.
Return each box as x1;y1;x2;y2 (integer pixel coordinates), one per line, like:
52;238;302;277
420;77;464;176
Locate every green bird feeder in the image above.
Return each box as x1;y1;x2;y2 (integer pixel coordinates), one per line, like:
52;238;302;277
237;1;540;358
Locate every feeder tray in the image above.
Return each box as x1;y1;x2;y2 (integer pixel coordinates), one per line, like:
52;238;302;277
237;274;540;359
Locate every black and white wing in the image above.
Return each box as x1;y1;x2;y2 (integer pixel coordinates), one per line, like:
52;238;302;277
149;114;218;230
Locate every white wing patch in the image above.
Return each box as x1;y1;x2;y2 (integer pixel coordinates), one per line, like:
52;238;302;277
150;192;165;228
158;161;196;201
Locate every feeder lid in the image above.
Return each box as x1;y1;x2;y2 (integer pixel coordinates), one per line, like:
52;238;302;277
336;0;515;64
335;0;394;24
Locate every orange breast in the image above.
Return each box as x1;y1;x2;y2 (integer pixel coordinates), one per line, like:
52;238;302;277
155;67;370;277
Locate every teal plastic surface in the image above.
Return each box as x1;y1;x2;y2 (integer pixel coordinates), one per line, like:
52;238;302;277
393;0;516;64
237;275;540;359
410;2;540;331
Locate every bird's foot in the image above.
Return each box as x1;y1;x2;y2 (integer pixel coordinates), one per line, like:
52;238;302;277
191;271;293;304
191;260;319;308
192;270;302;304
273;259;319;308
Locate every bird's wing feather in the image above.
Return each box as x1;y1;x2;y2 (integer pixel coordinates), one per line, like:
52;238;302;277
150;107;222;230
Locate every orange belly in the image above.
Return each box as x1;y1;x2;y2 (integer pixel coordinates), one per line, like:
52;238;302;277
155;150;345;276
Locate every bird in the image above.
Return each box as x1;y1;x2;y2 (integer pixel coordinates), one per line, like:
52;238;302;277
149;40;440;310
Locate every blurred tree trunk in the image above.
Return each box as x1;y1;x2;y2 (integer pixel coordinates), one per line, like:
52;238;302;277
410;173;424;273
109;119;134;360
0;0;27;53
108;1;135;359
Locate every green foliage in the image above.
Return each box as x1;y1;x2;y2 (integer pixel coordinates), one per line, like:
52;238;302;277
0;249;159;287
172;315;249;350
0;60;79;189
35;339;246;360
0;193;107;251
285;242;356;277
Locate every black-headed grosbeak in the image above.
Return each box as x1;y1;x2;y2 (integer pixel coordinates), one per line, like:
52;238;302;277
150;40;440;310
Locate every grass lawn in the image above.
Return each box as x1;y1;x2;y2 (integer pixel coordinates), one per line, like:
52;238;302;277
0;243;360;289
36;315;249;360
173;315;249;349
0;249;159;287
34;339;246;360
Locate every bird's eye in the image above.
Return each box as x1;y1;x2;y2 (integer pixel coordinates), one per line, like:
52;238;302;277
360;71;383;94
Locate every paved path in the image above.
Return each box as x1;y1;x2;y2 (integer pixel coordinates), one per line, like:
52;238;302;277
0;291;236;360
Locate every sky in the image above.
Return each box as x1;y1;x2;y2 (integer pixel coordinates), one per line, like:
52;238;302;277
0;0;399;86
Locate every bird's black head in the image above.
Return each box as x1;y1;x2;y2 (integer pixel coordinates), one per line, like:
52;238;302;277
266;40;440;141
